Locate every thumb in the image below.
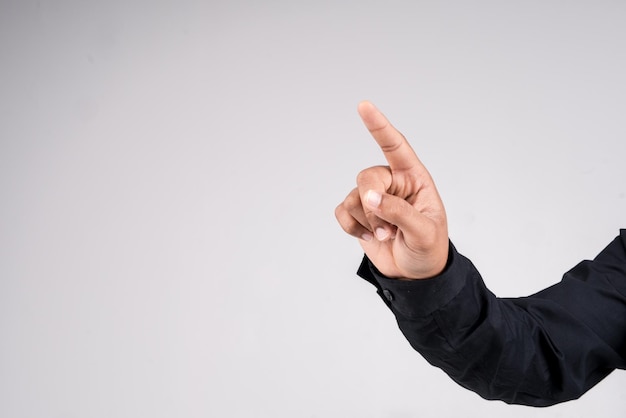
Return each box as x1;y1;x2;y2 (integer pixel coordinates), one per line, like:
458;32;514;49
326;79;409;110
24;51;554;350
364;190;436;244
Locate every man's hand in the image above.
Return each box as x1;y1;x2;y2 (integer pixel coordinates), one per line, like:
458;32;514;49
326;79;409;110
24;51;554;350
335;101;449;279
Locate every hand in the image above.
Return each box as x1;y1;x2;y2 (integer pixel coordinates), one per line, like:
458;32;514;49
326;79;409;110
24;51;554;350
335;101;449;279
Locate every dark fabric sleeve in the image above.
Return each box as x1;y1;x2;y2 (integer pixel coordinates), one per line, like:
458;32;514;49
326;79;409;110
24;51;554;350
357;230;626;406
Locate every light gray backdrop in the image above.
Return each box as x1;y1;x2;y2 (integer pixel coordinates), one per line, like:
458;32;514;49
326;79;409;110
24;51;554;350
1;1;625;417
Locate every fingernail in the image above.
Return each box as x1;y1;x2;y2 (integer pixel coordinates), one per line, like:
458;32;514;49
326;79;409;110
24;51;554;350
361;232;373;242
366;190;382;208
375;227;389;241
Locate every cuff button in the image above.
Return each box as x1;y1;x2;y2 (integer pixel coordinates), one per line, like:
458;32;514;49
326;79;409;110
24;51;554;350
382;289;394;302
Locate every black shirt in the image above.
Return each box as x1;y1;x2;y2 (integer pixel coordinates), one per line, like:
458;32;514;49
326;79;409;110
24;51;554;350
357;230;626;406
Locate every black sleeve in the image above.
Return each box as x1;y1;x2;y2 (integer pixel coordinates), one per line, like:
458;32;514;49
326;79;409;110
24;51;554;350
357;230;626;406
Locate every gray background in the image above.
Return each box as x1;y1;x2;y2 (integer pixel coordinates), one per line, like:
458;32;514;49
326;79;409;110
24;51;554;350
1;0;625;417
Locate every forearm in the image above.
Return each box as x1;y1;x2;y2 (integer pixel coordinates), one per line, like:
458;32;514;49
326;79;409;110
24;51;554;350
358;232;626;406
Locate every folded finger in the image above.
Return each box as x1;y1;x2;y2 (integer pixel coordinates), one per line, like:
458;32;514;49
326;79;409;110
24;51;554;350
356;166;395;241
335;201;373;241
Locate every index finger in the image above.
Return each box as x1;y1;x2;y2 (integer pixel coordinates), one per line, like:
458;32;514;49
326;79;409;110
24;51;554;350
357;101;421;172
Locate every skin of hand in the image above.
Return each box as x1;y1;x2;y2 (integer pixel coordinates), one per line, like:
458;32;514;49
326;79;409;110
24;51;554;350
335;101;449;279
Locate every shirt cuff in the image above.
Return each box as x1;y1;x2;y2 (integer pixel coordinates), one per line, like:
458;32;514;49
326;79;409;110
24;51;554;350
357;242;473;319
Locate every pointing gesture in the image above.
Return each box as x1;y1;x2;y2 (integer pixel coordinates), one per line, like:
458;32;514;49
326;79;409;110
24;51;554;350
357;101;420;172
335;101;449;279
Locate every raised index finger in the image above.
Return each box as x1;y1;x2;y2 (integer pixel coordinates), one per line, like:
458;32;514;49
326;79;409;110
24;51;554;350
358;101;421;172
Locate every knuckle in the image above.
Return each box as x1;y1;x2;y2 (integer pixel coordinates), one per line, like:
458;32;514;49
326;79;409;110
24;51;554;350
335;204;362;235
334;204;343;220
344;191;361;209
356;168;371;185
356;166;391;187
